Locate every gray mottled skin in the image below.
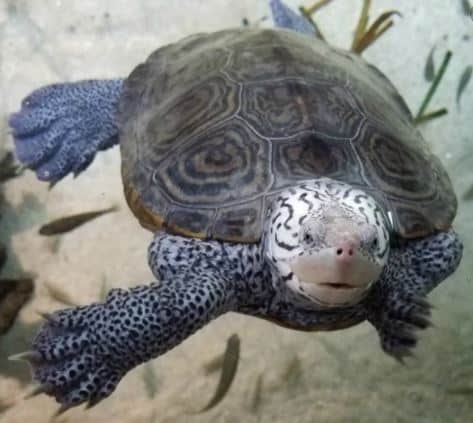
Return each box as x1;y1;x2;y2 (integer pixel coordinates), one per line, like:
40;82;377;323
8;0;463;410
30;230;462;407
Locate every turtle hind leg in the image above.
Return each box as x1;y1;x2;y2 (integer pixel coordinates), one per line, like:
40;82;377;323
9;79;124;183
270;0;319;37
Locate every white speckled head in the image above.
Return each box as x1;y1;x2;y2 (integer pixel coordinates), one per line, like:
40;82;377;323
265;178;390;308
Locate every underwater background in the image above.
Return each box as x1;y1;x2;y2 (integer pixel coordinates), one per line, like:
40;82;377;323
0;0;472;422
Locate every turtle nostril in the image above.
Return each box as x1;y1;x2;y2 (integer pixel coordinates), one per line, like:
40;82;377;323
336;246;355;257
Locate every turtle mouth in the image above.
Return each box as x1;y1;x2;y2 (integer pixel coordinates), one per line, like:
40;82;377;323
319;282;357;290
287;249;382;307
292;279;369;308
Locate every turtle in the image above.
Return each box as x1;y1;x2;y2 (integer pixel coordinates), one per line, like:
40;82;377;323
8;0;462;411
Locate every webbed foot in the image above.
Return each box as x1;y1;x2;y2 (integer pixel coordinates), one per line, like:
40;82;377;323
9;79;123;182
30;305;125;408
10;272;229;411
366;230;462;362
13;294;131;410
374;294;432;362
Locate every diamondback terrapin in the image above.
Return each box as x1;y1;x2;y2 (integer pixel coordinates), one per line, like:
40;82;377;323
9;0;462;411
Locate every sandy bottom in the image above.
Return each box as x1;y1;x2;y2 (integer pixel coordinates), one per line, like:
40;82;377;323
1;1;472;422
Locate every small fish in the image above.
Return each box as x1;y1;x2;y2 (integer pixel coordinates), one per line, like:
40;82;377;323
0;244;6;272
424;45;436;82
44;281;78;306
0;152;24;182
0;277;34;299
142;362;159;399
456;65;472;110
199;333;240;412
0;277;34;335
46;236;62;254
461;0;472;16
446;386;473;395
0;398;14;413
462;184;473;201
249;373;264;414
99;276;108;301
39;206;118;236
281;355;302;387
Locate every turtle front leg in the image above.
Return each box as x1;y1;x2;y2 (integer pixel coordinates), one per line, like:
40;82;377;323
365;229;463;361
9;79;123;182
23;281;231;411
10;234;257;412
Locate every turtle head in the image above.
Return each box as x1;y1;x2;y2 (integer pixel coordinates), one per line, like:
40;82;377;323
265;179;390;308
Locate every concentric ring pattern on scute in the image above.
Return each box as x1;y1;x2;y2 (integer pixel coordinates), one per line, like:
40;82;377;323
155;119;271;204
119;28;457;242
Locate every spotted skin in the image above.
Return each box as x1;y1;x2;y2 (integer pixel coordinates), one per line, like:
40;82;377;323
8;0;463;411
31;232;270;407
9;79;123;182
28;226;462;407
365;230;464;359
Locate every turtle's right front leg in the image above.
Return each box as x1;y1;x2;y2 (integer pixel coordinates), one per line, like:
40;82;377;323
9;78;124;182
10;234;253;412
22;275;233;411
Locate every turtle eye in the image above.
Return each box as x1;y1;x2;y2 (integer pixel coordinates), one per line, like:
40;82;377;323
371;238;378;248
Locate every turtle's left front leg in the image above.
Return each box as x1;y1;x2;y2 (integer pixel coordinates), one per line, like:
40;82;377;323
365;229;463;361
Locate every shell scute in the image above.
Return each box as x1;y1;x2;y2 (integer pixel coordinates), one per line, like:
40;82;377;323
120;28;457;241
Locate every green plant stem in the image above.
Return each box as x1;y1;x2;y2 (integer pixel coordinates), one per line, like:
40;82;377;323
414;108;448;125
415;50;452;121
299;6;325;40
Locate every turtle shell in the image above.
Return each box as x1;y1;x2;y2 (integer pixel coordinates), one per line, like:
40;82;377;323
119;28;456;243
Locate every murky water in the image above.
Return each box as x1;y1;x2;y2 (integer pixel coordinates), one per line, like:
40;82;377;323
1;1;472;422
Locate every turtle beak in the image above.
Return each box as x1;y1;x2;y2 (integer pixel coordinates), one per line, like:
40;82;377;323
289;242;382;307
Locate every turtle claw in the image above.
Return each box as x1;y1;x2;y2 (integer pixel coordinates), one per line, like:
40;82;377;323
53;403;74;418
21;303;127;411
85;397;101;410
392;348;416;366
368;292;433;359
381;324;419;361
25;383;53;399
9;351;43;364
36;311;61;325
407;311;431;330
412;296;433;310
